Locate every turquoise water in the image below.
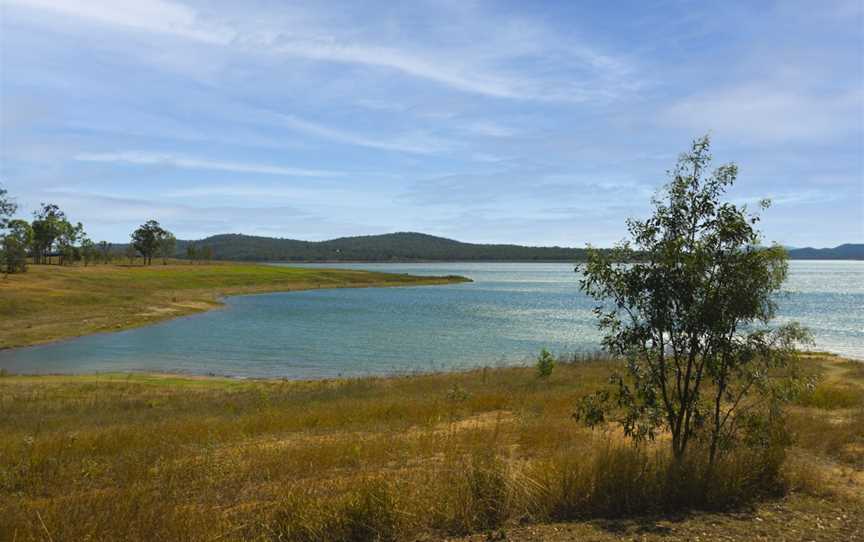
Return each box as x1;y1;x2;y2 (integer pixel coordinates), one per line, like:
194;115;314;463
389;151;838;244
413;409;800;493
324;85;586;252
0;261;861;377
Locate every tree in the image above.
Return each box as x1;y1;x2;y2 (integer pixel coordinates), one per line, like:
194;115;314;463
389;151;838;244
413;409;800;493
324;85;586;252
536;348;556;378
158;232;176;265
186;243;198;264
0;184;16;230
98;241;112;264
576;135;811;467
57;221;84;265
2;219;32;274
81;238;97;266
31;203;68;264
0;184;18;273
131;220;165;265
125;244;138;265
201;245;213;263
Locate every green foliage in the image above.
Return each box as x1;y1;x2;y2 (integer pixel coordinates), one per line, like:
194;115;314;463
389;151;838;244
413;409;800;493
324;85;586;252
576;135;812;464
31;203;68;264
186;242;198;263
536;348;556;378
158;232;177;265
131;220;167;265
80;238;97;266
97;241;112;264
56;220;84;265
125;243;138;264
1;219;32;274
0;184;16;230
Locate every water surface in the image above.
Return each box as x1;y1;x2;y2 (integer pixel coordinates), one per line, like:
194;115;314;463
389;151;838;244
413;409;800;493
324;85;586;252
1;261;861;377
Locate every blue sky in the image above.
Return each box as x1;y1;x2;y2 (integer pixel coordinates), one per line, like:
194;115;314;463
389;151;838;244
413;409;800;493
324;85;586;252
1;0;861;247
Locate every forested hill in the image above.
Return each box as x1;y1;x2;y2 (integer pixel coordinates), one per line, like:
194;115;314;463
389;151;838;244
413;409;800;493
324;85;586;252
785;243;864;260
170;233;863;262
176;232;590;261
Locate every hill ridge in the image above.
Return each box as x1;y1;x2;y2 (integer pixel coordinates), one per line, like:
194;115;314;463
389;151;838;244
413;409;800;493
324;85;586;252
160;232;863;262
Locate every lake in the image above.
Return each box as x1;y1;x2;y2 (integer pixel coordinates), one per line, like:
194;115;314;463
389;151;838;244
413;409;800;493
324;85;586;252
1;261;861;377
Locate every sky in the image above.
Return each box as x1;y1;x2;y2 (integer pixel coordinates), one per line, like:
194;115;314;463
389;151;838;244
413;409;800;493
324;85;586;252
1;0;862;247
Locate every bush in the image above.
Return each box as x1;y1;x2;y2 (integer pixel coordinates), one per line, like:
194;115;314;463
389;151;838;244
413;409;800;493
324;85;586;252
536;349;555;378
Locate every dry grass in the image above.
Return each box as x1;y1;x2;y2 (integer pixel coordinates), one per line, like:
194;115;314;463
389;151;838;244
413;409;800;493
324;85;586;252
0;262;468;349
1;353;861;541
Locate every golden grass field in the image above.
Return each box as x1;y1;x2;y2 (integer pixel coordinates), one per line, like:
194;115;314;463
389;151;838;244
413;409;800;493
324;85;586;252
0;262;469;349
1;264;861;540
1;352;862;541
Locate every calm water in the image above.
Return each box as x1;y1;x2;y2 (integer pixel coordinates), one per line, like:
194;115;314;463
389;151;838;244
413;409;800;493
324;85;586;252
1;261;861;377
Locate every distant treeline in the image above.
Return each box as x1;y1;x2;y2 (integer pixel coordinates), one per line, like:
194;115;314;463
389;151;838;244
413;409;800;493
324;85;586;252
123;232;862;262
0;184;214;273
107;232;592;262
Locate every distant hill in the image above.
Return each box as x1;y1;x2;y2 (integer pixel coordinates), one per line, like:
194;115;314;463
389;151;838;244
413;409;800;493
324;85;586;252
112;233;863;262
786;244;864;260
173;232;592;262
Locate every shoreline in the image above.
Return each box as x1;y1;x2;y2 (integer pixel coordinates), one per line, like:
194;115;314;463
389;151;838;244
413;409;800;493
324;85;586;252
1;277;470;354
0;263;471;351
4;351;855;381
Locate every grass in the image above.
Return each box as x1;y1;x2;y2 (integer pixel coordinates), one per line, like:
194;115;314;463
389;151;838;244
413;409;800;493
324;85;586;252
0;261;469;349
1;353;861;541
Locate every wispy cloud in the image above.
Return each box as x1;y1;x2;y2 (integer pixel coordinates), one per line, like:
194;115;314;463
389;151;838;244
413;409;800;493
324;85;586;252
6;0;235;44
6;0;638;102
75;151;342;177
3;0;861;246
462;120;519;138
662;85;862;144
275;114;455;155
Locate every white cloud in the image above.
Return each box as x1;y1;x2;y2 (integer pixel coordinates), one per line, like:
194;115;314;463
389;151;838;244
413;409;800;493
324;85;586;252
75;151;342;177
275;114;455;155
6;0;235;44
6;0;637;102
463;121;519;138
662;85;862;144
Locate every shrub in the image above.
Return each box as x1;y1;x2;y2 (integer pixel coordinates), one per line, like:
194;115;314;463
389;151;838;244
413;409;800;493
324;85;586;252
535;349;555;378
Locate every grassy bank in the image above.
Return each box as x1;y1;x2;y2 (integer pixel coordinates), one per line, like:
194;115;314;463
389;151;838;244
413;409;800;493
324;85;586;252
0;262;469;349
1;353;861;541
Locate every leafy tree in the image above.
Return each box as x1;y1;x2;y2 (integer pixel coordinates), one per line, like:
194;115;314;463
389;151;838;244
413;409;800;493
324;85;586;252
31;203;68;264
98;241;112;264
125;244;138;265
158;232;177;265
0;184;18;273
2;219;32;274
201;245;214;263
186;243;198;264
0;184;16;230
576;135;811;466
131;220;165;265
81;238;97;266
57;221;84;265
